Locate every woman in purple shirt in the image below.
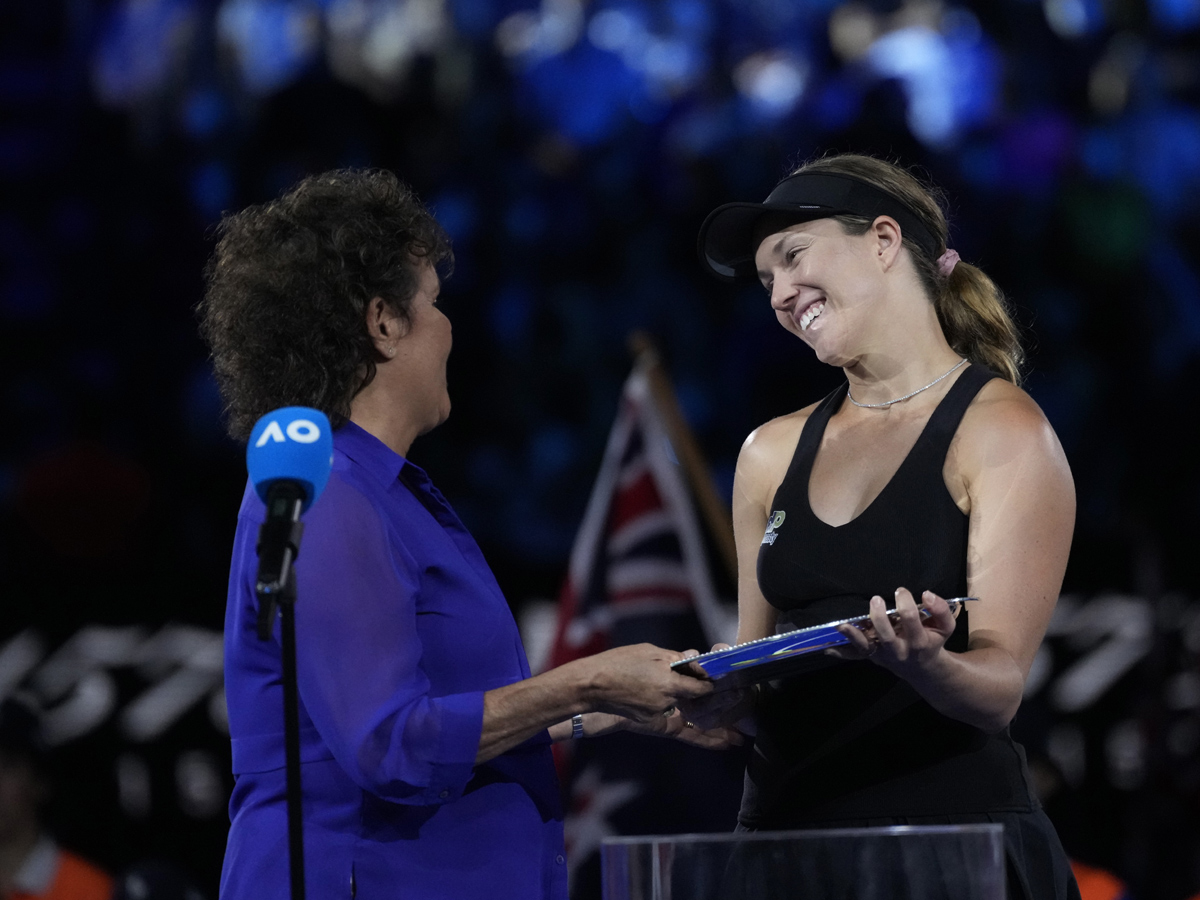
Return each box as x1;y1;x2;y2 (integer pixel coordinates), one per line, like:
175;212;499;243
198;170;729;900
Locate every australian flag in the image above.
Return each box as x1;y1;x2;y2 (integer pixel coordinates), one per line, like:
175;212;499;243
547;362;747;899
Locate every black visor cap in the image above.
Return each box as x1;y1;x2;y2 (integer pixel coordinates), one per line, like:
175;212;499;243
697;172;940;283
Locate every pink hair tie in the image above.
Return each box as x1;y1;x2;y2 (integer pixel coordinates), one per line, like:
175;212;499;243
936;249;960;277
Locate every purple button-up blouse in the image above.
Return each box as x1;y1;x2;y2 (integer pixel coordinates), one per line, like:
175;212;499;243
219;422;567;900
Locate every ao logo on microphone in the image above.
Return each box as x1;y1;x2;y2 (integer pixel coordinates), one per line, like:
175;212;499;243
254;418;323;447
246;407;334;512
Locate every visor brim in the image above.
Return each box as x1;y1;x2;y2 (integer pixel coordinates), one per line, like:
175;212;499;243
697;202;847;283
696;171;941;284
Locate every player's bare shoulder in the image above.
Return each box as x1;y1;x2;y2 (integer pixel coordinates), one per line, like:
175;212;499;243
737;401;820;485
952;374;1071;479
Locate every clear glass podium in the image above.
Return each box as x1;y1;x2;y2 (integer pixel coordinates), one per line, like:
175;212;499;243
602;824;1005;900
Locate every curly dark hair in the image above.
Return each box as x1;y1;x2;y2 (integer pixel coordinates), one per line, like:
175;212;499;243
198;168;453;441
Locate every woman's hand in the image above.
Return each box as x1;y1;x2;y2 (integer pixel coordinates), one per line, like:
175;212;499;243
584;708;744;749
677;688;757;733
832;588;957;674
568;648;745;749
675;643;758;733
482;643;714;763
576;643;715;723
635;707;745;749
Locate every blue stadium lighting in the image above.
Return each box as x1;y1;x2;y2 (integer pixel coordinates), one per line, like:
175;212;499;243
667;0;714;37
866;26;958;148
628;83;671;125
587;4;706;100
518;42;639;144
488;283;535;348
957;142;1004;190
189;161;234;221
810;79;862;132
862;17;999;150
496;0;585;62
181;87;228;139
1081;127;1125;180
92;0;198;108
1147;0;1200;31
663;102;735;158
450;0;501;38
640;37;702;95
732;51;809;119
503;0;711;138
326;0;451;95
1043;0;1105;38
587;7;642;55
216;0;322;96
430;189;480;244
945;17;1000;125
1127;106;1200;218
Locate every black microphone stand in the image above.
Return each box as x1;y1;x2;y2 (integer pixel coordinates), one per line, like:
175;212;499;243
256;482;307;900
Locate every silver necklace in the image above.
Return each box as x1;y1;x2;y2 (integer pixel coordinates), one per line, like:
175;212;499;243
846;358;967;409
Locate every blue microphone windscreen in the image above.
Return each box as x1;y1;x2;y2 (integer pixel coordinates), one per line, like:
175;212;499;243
246;407;334;511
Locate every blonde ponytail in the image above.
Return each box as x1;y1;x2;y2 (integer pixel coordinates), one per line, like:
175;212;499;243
937;262;1023;384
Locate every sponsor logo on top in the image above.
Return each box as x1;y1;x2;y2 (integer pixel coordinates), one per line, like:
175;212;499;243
761;510;786;545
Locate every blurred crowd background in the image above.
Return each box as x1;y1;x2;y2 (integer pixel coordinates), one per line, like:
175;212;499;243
2;0;1200;897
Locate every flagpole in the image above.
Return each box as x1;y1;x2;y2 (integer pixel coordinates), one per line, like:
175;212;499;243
627;331;738;586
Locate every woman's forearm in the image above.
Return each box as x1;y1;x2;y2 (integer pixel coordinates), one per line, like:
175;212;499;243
848;591;1034;734
477;665;590;764
905;643;1027;733
475;643;715;764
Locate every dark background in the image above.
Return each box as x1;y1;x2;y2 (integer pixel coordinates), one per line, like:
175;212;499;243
2;0;1200;897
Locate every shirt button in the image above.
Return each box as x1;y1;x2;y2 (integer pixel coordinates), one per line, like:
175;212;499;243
555;855;565;865
439;790;449;799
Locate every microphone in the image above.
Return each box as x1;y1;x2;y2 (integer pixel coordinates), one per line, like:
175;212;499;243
246;408;334;898
246;407;334;639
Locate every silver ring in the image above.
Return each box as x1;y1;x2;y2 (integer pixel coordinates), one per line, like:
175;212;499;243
684;720;696;729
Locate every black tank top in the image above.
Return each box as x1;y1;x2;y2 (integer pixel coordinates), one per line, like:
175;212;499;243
741;364;1038;828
